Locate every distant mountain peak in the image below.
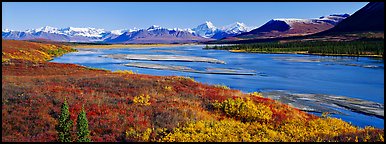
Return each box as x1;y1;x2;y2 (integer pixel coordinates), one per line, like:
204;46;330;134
59;27;106;37
34;26;61;34
110;29;128;35
192;21;218;38
204;21;216;29
147;25;162;30
2;29;12;33
221;22;250;34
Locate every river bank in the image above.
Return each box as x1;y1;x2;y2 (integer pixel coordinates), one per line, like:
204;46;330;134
228;49;384;58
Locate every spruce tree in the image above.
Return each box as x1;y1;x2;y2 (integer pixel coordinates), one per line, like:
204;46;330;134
76;105;91;142
57;99;73;142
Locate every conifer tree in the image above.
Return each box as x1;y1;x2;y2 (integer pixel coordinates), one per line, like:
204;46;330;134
57;99;73;142
76;105;91;142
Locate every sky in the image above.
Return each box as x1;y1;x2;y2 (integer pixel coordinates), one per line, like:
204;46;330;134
2;2;369;31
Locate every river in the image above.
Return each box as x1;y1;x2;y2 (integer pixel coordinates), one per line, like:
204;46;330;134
51;45;384;128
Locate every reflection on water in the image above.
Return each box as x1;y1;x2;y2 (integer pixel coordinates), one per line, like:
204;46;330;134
273;56;384;69
52;45;384;128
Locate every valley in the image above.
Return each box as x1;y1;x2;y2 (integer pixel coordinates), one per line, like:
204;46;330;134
2;39;384;142
2;1;384;142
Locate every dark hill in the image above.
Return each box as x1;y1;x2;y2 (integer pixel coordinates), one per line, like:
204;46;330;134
318;2;384;35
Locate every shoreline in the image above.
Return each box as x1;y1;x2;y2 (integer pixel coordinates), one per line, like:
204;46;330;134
228;49;384;58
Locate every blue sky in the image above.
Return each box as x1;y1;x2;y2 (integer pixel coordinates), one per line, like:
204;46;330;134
2;2;368;31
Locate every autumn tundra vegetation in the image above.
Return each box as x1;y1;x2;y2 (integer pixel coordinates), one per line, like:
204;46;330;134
1;39;384;142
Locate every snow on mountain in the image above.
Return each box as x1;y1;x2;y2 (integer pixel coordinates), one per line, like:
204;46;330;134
34;26;62;34
235;14;350;39
59;27;106;37
192;21;219;38
147;25;163;31
271;14;349;28
110;30;125;35
270;18;314;28
184;28;195;34
109;28;141;35
318;14;350;25
2;29;13;33
190;21;256;39
104;25;211;44
110;29;128;35
2;21;258;42
220;22;251;34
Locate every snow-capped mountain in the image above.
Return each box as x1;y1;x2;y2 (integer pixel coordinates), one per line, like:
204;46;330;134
191;21;218;38
2;29;12;33
190;21;256;39
2;21;256;43
235;14;350;39
26;26;61;34
147;25;163;31
59;27;106;38
22;26;107;38
104;25;211;44
220;22;252;34
318;14;350;25
3;26;115;42
110;29;127;35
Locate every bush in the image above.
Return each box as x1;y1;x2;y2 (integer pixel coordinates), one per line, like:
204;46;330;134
214;84;230;90
250;92;263;97
213;98;272;122
133;94;151;106
114;70;137;74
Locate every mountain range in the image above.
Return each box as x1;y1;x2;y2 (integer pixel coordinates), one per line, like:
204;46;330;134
5;9;378;44
2;22;255;43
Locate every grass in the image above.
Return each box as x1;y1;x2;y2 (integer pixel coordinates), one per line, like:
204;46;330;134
2;40;77;63
2;39;384;142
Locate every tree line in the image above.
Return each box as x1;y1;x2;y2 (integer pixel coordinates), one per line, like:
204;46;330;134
207;40;384;57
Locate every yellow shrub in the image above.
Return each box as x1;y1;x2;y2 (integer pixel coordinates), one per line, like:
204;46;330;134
126;127;153;142
160;119;285;142
164;86;173;91
159;116;368;142
115;70;137;74
172;76;195;82
250;92;263;97
214;84;230;90
133;94;151;106
160;119;250;142
213;98;272;122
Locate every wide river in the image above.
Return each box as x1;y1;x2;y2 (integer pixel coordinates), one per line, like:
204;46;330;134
52;45;384;128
